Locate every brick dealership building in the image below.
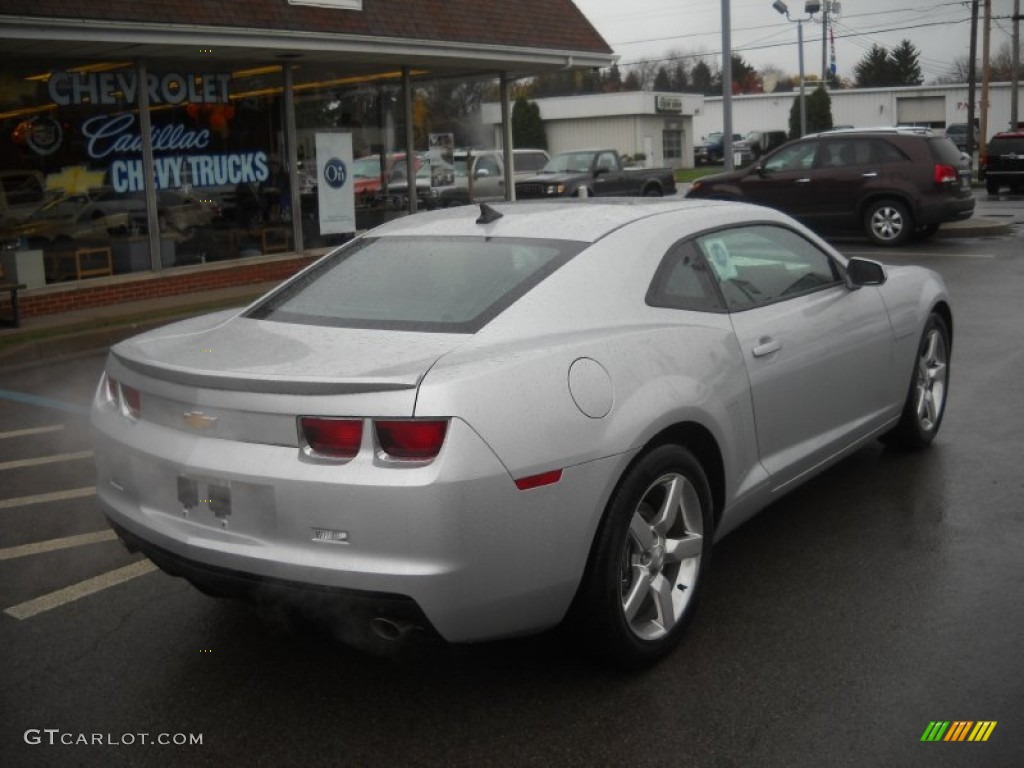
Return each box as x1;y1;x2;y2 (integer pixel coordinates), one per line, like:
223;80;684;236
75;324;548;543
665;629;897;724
0;1;614;319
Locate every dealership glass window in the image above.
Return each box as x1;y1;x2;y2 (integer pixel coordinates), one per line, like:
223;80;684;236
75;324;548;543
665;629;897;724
663;130;683;160
291;68;499;238
0;57;291;281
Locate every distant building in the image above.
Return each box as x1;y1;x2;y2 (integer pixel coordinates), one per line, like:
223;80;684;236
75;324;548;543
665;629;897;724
693;83;1024;146
483;92;705;170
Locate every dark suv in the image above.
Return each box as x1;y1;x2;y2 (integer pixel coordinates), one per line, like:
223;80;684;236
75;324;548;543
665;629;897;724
981;131;1024;195
686;128;974;246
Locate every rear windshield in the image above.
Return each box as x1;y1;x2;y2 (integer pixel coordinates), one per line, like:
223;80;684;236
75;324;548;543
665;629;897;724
246;235;583;333
928;136;967;164
988;136;1024;154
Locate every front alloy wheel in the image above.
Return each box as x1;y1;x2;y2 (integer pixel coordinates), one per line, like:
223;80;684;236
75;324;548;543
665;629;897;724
865;199;912;246
883;313;950;449
575;444;712;668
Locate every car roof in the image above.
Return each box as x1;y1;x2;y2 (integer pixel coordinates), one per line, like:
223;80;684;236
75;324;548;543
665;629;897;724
364;199;788;243
807;126;936;138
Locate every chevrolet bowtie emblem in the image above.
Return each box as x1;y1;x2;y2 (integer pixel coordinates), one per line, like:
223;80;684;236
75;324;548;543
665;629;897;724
183;411;218;431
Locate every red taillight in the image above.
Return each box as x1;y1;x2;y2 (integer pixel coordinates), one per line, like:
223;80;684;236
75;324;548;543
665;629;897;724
120;384;141;420
299;417;363;460
375;420;448;461
105;376;141;420
934;163;958;185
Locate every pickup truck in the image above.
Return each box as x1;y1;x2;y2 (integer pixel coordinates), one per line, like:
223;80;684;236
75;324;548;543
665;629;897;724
514;149;676;199
694;132;744;165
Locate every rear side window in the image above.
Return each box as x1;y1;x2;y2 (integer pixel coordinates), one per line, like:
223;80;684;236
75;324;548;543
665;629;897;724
646;241;724;312
247;236;583;333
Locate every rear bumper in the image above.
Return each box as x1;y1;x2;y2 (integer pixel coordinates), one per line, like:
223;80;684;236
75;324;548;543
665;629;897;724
92;403;617;644
918;193;975;226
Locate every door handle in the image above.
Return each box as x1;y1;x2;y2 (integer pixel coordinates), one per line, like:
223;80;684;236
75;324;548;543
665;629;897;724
862;172;879;178
752;338;782;357
795;178;811;183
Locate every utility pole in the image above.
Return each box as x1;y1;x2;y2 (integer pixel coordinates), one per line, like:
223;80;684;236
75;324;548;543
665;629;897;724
821;0;828;84
967;0;979;159
980;0;991;162
722;0;734;170
1012;0;1020;130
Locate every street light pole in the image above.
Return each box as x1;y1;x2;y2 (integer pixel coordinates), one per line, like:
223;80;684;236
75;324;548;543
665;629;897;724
797;19;806;136
773;1;820;137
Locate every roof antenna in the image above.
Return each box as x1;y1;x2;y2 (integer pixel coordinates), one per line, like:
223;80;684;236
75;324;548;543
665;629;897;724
476;203;503;224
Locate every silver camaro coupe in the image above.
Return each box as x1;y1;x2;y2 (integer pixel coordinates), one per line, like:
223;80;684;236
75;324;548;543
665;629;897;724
90;199;952;667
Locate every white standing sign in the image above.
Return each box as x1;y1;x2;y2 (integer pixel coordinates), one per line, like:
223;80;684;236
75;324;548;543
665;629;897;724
315;132;355;235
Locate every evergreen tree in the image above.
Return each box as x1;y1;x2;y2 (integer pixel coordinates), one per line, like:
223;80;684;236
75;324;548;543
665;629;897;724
788;85;833;139
670;62;689;92
511;97;547;150
854;44;896;87
653;66;672;92
691;60;714;95
889;40;923;86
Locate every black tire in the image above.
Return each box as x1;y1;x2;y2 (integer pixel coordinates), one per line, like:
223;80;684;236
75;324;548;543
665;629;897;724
573;444;713;668
864;199;913;247
642;185;663;197
882;313;951;450
986;179;1000;195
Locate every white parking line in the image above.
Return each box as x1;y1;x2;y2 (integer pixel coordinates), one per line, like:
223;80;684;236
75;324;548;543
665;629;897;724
3;560;158;620
0;450;93;472
0;487;96;510
0;425;65;440
0;530;118;561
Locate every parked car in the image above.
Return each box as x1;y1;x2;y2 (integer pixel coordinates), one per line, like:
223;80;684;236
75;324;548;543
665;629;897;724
440;148;550;205
351;153;420;206
86;188;217;237
515;149;676;198
0;192;131;246
694;132;744;165
733;130;789;166
945;122;979;152
686;127;975;246
980;131;1024;195
91;199;952;667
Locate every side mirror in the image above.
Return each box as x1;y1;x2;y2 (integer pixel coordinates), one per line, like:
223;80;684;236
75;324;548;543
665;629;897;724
593;166;609;177
845;257;886;288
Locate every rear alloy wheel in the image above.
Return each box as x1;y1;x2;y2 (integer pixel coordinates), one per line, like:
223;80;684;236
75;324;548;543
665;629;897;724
575;445;712;668
864;199;912;246
883;313;950;449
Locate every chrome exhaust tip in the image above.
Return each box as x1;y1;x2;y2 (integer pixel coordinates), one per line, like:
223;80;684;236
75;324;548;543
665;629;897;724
370;617;420;642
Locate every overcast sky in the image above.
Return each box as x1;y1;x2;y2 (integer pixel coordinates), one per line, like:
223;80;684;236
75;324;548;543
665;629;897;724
572;0;1019;84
